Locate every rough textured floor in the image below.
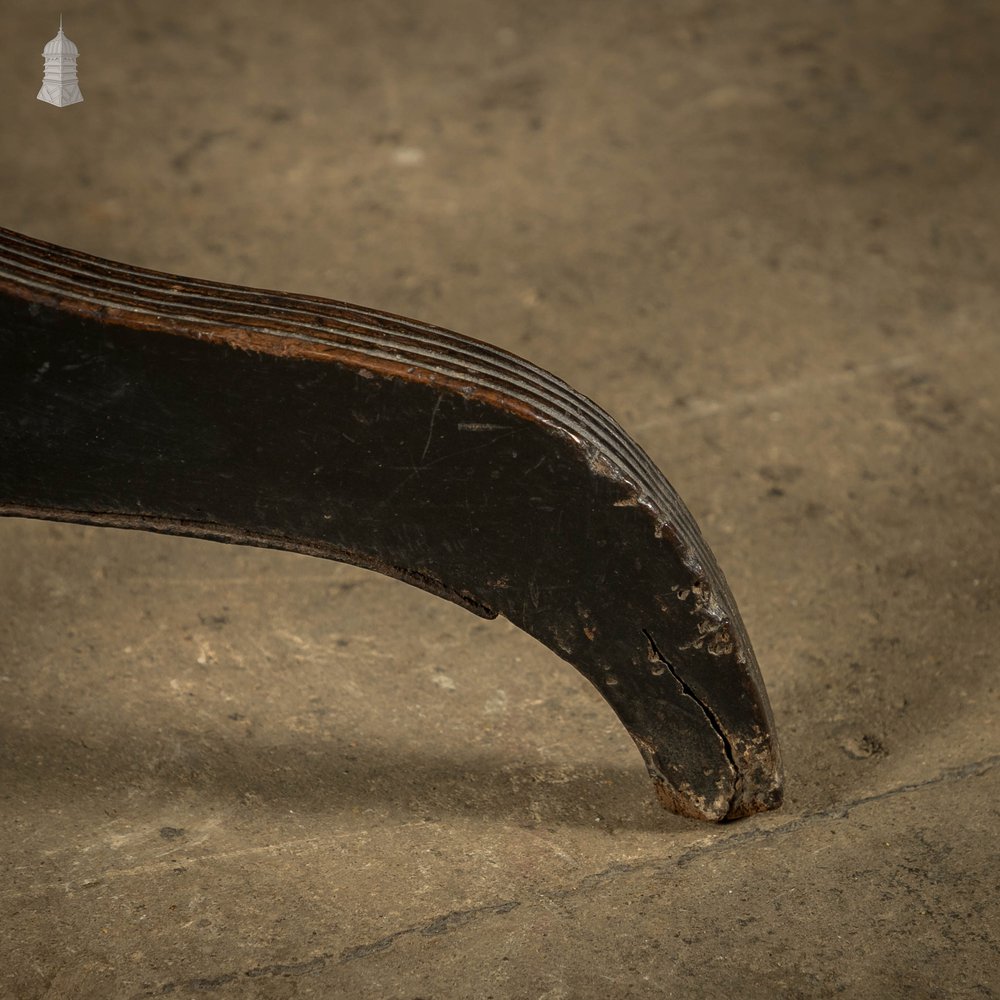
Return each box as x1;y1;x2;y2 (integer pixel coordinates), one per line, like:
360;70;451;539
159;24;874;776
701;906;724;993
2;1;999;997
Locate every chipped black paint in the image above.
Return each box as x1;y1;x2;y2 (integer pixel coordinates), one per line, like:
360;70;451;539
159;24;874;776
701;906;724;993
0;226;783;822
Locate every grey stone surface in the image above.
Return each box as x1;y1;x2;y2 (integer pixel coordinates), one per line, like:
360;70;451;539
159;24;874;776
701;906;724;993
1;1;998;997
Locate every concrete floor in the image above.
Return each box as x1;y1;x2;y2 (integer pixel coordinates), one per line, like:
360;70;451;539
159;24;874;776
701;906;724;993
2;0;999;996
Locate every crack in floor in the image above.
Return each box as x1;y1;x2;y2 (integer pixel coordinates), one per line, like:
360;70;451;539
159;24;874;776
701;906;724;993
129;752;999;997
131;901;521;998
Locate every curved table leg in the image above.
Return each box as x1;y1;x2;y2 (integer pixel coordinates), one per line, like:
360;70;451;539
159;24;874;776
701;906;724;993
0;226;783;821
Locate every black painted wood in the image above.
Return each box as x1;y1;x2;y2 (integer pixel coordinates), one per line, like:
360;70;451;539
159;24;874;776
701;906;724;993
0;226;783;821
